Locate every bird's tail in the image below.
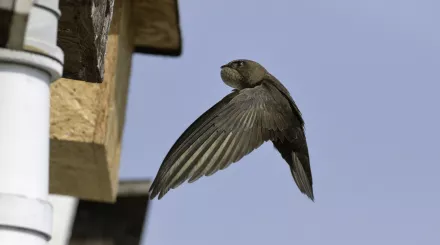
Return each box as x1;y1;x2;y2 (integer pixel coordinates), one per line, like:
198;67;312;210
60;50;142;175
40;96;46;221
273;141;314;201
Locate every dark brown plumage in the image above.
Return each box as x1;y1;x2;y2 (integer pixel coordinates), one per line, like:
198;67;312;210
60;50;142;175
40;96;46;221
149;59;314;201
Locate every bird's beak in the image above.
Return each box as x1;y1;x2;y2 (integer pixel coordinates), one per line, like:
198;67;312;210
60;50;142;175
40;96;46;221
220;64;229;69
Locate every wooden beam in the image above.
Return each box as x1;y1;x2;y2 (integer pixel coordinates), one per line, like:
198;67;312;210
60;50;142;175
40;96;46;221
57;0;182;83
68;180;151;245
132;0;182;56
58;0;115;83
49;0;133;202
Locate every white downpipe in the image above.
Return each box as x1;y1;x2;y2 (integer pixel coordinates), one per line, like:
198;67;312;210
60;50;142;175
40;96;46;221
48;195;79;245
0;0;64;244
0;63;52;245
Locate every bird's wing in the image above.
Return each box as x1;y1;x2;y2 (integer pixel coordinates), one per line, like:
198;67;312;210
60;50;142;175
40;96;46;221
264;79;314;200
149;84;292;199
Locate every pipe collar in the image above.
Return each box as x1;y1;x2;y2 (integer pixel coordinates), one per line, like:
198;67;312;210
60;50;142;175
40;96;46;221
0;48;63;81
24;0;64;64
0;193;53;241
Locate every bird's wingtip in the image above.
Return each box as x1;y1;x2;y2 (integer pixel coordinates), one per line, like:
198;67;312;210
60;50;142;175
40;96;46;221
148;191;156;200
148;185;159;200
308;193;315;202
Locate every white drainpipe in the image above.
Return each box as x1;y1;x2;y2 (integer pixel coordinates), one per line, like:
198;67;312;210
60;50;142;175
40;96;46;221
0;0;64;244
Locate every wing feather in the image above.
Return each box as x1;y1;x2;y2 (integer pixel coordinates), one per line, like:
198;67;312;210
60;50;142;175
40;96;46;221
149;83;311;200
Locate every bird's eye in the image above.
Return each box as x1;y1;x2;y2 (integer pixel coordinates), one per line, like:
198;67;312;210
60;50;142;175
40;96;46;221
236;61;244;67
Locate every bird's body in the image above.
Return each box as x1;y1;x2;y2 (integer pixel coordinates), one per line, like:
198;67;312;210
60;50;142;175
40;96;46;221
149;59;314;201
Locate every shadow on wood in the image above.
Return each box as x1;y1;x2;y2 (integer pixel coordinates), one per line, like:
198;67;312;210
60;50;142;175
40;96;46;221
69;180;152;245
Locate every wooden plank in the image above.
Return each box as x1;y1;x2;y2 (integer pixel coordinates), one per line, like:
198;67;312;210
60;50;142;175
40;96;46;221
68;180;151;245
118;180;153;197
132;0;182;56
58;0;182;83
58;0;115;83
49;0;134;202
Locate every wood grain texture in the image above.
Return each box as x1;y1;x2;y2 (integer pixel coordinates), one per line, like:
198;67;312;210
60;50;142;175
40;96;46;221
132;0;182;56
50;0;134;202
58;0;114;83
58;0;182;83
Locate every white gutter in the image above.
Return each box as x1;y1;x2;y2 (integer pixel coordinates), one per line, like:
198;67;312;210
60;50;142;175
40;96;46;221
0;0;64;244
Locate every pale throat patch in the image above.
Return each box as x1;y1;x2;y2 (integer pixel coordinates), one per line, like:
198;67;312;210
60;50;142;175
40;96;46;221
220;67;245;89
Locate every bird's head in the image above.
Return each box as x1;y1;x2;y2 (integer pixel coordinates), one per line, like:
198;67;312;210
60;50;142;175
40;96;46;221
220;59;267;89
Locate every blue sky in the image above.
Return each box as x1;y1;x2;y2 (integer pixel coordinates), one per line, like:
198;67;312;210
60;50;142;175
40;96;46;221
120;1;440;244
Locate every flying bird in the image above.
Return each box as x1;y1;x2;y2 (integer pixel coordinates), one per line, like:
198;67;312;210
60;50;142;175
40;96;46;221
149;59;314;201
